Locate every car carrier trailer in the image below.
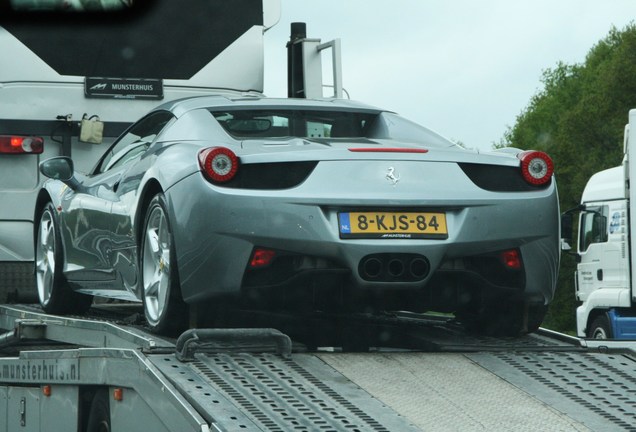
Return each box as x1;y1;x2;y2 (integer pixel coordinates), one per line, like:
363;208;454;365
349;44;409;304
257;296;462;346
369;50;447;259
1;303;636;432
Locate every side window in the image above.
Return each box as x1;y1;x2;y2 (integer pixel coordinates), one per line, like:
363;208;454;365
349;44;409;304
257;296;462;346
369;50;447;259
579;206;609;252
96;111;174;174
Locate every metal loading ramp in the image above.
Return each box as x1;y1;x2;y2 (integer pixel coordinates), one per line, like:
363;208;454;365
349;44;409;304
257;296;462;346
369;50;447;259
468;351;636;432
149;352;421;432
317;352;593;432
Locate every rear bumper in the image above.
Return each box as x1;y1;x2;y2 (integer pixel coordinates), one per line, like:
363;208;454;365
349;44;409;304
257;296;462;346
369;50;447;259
239;248;543;313
168;166;559;309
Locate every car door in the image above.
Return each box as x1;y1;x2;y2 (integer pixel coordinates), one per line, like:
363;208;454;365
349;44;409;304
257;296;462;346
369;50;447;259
62;166;123;285
64;111;174;298
104;111;175;297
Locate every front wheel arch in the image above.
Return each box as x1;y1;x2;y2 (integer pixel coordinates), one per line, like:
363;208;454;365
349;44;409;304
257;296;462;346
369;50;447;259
134;179;164;248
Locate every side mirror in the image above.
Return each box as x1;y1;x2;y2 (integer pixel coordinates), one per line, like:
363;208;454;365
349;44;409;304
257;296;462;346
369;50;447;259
40;156;74;181
560;238;572;251
560;208;582;261
560;212;573;245
39;157;82;191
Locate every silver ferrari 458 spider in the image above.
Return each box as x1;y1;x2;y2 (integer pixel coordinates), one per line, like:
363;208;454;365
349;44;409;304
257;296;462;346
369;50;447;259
34;95;559;335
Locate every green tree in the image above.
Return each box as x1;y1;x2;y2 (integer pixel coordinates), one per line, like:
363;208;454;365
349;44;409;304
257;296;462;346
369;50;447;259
500;23;636;333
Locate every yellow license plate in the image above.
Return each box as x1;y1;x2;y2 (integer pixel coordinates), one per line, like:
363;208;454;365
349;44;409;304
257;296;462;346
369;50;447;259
338;212;448;239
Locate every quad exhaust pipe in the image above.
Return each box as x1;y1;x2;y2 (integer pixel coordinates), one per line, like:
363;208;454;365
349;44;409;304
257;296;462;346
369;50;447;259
359;254;430;282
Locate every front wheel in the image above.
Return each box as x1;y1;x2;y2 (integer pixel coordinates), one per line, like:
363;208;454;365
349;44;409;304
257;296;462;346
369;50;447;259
35;202;92;314
140;194;187;335
587;313;612;339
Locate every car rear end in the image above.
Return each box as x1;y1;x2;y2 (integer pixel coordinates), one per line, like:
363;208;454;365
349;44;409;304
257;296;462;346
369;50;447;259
162;103;559;327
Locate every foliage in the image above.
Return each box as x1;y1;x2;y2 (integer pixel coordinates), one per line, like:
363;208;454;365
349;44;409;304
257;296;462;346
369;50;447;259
499;23;636;333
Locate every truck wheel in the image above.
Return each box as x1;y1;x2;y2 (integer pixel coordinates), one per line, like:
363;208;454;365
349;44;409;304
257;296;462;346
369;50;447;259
86;389;110;432
588;314;612;339
140;194;188;335
35;202;93;314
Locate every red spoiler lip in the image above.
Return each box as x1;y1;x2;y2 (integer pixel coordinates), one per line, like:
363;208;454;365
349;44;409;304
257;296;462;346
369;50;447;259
347;148;428;153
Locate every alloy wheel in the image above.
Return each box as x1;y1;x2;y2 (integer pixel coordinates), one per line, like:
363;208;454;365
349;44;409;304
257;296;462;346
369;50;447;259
35;209;56;307
143;204;172;325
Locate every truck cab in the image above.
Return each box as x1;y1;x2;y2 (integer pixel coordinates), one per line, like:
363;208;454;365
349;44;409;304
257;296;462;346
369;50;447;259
562;110;636;339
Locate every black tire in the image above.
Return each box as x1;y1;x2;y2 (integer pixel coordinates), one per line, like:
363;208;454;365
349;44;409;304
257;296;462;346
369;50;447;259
460;302;548;337
86;389;110;432
525;303;549;334
140;194;188;335
35;202;93;314
587;313;612;339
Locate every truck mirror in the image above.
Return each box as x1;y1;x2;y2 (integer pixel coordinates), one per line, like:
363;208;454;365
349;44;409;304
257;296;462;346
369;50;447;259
560;212;573;243
560;211;580;260
560;238;572;251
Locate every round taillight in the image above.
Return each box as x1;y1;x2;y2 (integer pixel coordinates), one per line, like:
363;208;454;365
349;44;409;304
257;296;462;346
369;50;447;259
518;151;554;185
198;147;239;183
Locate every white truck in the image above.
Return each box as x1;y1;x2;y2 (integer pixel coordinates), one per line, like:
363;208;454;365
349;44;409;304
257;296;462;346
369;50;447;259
561;109;636;339
0;0;281;302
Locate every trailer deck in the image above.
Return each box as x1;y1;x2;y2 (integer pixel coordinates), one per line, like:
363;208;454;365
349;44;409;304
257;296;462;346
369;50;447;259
1;304;635;431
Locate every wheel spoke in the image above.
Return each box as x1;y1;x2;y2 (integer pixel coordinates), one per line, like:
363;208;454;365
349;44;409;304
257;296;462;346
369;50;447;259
147;228;160;254
146;278;160;298
42;270;54;303
46;249;55;271
36;210;58;307
39;220;48;248
157;277;168;313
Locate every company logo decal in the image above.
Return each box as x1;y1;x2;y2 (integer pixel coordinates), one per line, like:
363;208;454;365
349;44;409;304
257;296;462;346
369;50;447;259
386;167;400;186
85;77;163;100
89;83;108;91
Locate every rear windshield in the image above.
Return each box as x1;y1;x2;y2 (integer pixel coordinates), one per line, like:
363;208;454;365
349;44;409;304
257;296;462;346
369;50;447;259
210;108;455;148
211;109;378;139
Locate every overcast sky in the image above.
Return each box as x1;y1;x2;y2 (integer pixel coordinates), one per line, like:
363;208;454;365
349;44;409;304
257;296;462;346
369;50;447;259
263;1;634;151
